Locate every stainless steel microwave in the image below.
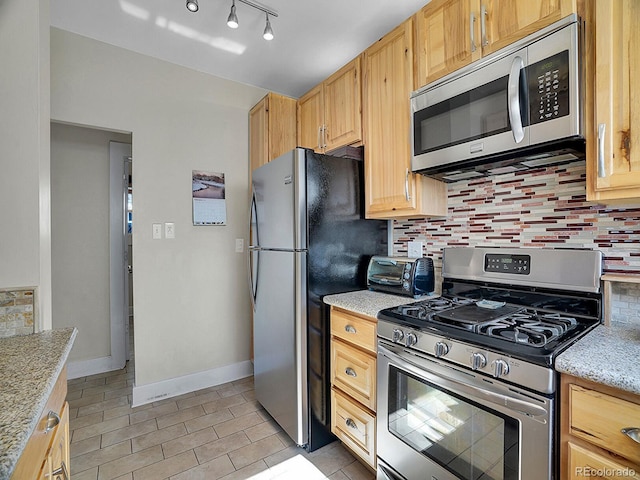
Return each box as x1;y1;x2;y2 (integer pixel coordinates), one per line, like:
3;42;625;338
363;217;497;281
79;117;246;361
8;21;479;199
411;15;584;182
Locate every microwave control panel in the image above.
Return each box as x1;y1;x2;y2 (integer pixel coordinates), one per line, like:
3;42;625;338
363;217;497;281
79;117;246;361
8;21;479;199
484;253;531;275
528;50;570;125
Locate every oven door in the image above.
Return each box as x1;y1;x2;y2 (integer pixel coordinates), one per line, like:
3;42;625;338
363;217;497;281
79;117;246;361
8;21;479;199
377;340;553;480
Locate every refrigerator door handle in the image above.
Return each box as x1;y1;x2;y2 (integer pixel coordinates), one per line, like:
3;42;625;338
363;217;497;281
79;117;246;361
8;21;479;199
248;188;259;310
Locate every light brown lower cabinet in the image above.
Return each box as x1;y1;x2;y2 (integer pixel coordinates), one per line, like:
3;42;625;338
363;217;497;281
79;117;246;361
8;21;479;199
12;367;70;480
330;307;377;469
561;374;640;480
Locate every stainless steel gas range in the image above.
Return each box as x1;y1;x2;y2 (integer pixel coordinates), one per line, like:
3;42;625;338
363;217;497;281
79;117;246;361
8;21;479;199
376;247;603;480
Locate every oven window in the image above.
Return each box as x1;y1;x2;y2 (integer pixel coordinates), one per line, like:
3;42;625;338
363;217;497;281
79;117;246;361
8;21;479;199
388;365;519;480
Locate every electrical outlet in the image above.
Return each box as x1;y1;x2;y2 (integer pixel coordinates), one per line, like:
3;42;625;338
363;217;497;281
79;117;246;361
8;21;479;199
152;223;162;239
407;241;423;258
165;222;175;239
235;238;244;253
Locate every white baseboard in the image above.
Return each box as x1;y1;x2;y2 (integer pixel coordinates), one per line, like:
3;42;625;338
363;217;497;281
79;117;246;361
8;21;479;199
131;360;254;408
67;355;125;380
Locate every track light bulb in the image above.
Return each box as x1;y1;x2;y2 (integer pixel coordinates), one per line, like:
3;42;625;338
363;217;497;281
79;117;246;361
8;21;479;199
263;13;274;40
186;0;198;12
227;1;239;29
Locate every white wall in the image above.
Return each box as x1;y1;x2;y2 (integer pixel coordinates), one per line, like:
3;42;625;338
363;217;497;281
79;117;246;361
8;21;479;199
50;123;131;364
50;28;267;401
0;0;51;330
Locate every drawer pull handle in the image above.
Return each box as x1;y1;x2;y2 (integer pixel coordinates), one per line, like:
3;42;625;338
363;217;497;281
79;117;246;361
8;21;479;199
344;325;357;334
52;461;69;480
621;427;640;444
45;410;60;434
345;418;358;430
345;367;357;377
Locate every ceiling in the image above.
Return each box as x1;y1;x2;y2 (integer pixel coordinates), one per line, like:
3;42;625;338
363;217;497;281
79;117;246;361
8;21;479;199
50;0;430;98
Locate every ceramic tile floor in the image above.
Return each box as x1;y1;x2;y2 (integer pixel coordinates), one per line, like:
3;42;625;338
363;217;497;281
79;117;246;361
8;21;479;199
66;361;375;480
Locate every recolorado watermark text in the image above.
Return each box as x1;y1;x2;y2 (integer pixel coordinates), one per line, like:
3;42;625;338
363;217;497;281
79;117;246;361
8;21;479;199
575;467;637;477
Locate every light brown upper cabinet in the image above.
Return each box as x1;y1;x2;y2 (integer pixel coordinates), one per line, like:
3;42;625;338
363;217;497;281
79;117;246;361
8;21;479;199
363;18;447;219
586;0;640;202
249;92;297;172
415;0;577;89
297;56;362;153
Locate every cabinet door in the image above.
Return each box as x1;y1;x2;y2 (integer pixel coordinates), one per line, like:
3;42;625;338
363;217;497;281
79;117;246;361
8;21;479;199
415;0;482;88
365;19;444;219
587;0;640;201
568;443;640;480
324;56;362;151
481;0;576;55
249;96;268;172
267;94;297;161
297;84;324;152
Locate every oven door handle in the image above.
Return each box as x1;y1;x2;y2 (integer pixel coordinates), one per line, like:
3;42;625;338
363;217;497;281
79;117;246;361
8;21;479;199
379;343;548;418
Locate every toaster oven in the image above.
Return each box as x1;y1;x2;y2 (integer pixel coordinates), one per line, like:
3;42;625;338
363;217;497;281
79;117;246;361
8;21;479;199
367;256;434;298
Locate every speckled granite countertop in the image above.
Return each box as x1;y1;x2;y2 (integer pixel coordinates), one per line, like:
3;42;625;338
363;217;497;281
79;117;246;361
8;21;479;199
0;328;77;479
323;289;421;318
556;323;640;395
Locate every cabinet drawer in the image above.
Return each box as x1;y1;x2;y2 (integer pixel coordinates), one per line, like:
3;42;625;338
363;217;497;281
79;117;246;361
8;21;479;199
570;384;640;465
12;367;68;480
331;339;376;411
331;388;376;468
331;308;376;353
568;442;640;480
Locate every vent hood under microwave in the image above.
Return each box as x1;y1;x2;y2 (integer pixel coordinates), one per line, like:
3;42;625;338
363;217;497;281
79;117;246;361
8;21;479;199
411;15;584;183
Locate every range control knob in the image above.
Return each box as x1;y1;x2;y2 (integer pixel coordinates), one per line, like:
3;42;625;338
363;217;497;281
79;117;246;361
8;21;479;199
471;352;487;371
405;332;418;348
434;341;449;358
392;329;404;344
492;359;510;378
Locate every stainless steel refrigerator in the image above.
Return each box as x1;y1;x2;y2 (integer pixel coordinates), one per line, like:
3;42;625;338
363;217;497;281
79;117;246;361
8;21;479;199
248;147;388;451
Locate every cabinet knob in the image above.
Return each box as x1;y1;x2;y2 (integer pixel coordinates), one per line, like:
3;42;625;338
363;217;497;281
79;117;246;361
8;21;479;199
44;410;61;434
52;461;69;480
344;324;357;334
621;427;640;444
345;418;358;430
345;367;357;377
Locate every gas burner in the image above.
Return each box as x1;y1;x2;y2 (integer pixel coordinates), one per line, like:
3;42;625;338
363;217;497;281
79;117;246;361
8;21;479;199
477;309;579;347
395;297;475;322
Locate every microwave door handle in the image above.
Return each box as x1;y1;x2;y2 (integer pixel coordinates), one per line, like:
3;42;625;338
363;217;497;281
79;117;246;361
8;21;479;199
508;56;525;144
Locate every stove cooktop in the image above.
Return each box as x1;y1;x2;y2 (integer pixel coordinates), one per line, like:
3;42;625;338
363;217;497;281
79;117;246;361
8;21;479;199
378;294;600;367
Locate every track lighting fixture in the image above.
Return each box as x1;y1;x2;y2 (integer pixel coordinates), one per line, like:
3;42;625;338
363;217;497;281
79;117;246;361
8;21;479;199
185;0;277;40
185;0;199;13
263;13;274;40
226;0;239;29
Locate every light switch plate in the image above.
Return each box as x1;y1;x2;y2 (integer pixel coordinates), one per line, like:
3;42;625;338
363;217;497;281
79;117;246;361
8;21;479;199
235;238;244;253
165;222;175;239
152;223;162;239
408;241;423;258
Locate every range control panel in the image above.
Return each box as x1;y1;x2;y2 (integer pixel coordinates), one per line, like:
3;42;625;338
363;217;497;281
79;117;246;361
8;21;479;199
484;253;531;275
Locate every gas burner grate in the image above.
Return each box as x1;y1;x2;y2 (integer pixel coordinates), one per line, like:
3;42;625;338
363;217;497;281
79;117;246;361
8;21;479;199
394;297;475;322
477;309;579;347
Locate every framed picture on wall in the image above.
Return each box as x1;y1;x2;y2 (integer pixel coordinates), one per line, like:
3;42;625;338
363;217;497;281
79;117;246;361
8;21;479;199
192;170;227;225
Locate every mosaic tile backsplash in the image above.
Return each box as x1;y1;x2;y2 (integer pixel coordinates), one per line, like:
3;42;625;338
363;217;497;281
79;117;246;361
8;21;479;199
393;161;640;324
393;161;640;274
0;289;35;337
